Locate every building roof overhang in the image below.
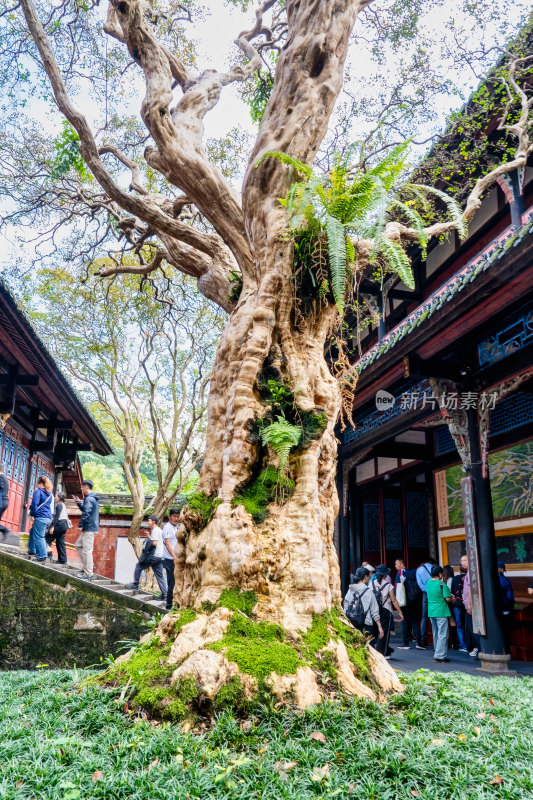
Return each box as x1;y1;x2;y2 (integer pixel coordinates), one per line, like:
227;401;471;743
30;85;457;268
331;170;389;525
349;212;533;411
0;282;112;456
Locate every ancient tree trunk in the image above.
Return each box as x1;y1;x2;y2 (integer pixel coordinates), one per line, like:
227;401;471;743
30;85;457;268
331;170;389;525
181;293;341;632
175;0;366;633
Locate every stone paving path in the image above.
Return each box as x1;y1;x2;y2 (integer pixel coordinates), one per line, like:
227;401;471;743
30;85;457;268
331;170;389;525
387;628;533;676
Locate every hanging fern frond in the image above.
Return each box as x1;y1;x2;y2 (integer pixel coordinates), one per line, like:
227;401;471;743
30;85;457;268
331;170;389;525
373;236;415;289
256;151;313;178
325;214;347;313
409;183;467;240
260;416;302;470
366;142;410;191
389;199;428;256
345;236;355;264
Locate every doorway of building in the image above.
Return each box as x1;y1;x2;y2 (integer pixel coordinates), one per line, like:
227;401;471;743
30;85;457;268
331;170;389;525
356;478;431;572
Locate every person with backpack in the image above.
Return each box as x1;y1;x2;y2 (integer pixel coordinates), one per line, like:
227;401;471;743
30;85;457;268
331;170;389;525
343;567;384;645
416;558;437;646
395;558;425;650
28;476;54;563
126;514;167;599
373;564;404;658
450;554;469;652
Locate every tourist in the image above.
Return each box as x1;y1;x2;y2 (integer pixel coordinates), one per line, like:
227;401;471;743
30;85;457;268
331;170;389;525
427;564;454;663
45;491;70;564
126;514;167;599
416;557;437;646
450;555;469;652
443;565;454;589
395;558;425;650
498;561;515;653
74;479;99;580
373;564;404;658
0;464;10;538
361;562;378;581
462;563;480;658
343;566;384;644
162;507;180;611
28;476;54;563
442;564;459;648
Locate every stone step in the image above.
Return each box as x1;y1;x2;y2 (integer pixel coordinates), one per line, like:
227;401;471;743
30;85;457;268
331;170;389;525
1;542;167;608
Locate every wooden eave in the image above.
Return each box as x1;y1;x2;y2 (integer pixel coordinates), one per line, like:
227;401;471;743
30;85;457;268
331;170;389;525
351;222;533;411
0;283;112;456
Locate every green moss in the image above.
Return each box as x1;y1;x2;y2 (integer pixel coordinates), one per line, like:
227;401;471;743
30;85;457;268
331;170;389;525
296;408;328;449
214;676;246;711
186;492;221;528
160;698;188;721
228;269;243;303
101;504;136;517
216;588;257;615
328;608;371;681
174;675;198;704
301;613;332;654
174;608;197;635
346;642;371;682
97;609;199;720
233;466;295;523
207;612;302;679
300;610;371;684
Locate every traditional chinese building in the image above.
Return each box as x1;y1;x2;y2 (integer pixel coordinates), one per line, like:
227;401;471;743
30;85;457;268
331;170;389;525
336;75;533;667
0;281;112;531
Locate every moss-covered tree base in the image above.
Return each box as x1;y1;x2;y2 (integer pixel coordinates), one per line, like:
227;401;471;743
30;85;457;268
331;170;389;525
95;591;403;724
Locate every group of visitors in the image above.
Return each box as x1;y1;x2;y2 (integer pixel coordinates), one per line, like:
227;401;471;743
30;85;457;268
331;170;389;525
344;554;517;663
26;477;97;578
126;508;180;611
22;468;180;608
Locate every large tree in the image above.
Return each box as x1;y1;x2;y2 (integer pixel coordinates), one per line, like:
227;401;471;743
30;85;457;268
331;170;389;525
2;0;532;704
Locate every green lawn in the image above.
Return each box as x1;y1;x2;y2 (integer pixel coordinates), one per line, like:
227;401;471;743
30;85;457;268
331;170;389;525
0;668;532;800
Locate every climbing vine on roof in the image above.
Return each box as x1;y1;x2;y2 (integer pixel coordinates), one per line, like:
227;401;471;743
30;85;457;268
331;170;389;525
409;20;533;215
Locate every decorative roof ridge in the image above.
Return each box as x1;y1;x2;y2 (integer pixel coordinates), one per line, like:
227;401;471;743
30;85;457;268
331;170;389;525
352;208;533;376
0;277;113;455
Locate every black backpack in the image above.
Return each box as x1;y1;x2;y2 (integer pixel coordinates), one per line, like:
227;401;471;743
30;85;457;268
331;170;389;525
345;586;369;629
404;570;422;605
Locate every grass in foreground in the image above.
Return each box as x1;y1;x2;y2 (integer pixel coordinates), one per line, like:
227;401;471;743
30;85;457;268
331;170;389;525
0;668;532;800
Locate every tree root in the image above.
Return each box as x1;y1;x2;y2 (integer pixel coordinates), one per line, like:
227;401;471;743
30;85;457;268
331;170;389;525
96;600;404;724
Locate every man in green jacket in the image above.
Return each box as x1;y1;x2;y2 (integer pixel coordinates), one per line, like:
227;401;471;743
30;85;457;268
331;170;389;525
426;565;454;663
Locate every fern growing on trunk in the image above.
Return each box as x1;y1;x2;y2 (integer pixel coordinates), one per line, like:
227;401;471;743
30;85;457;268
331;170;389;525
258;144;466;315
